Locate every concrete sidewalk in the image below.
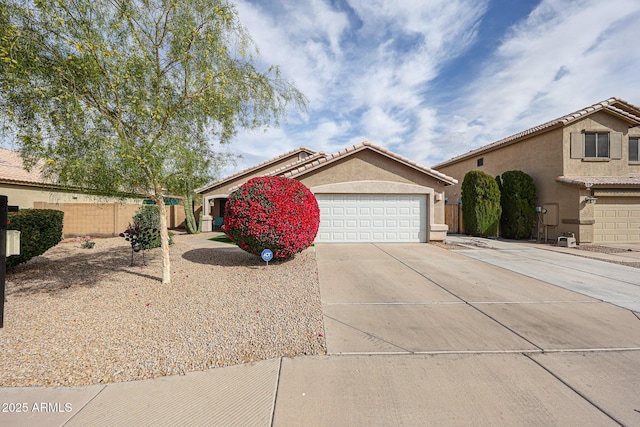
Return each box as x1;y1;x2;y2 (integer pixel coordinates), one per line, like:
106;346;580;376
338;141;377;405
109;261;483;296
2;241;639;426
4;352;634;426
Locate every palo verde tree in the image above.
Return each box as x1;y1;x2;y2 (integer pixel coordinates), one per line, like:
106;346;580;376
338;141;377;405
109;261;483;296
0;0;306;283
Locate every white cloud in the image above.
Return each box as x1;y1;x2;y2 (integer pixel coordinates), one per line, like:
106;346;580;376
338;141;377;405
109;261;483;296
444;0;640;157
226;0;489;171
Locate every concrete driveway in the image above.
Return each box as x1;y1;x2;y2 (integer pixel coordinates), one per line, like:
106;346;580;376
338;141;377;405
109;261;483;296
447;235;640;312
273;243;640;426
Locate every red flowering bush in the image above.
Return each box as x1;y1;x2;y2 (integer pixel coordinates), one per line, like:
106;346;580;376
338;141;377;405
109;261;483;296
223;176;320;259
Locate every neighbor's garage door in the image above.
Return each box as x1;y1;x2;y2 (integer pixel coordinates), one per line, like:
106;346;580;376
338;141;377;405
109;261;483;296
315;194;427;242
593;198;640;243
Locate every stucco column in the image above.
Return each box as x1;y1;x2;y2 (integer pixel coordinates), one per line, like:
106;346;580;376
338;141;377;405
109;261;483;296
201;195;214;232
429;191;448;242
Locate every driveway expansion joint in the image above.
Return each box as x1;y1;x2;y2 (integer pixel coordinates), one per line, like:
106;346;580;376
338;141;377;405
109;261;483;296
323;314;411;353
372;243;546;352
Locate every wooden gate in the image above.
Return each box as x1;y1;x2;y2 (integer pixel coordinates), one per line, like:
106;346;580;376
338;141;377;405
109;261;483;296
445;204;465;234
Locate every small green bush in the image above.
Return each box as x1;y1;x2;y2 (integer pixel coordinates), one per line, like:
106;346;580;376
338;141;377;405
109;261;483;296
461;170;502;237
6;209;64;267
133;205;160;230
499;170;537;239
132;205;173;248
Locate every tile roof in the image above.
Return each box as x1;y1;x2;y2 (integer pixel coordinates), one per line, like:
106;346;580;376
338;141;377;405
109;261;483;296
263;151;327;177
225;141;457;193
556;176;640;187
282;141;457;185
0;148;46;185
434;97;640;168
195;146;317;194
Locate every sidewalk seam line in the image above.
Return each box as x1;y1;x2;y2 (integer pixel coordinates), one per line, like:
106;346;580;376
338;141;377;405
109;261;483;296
269;357;282;427
61;384;107;427
524;354;625;427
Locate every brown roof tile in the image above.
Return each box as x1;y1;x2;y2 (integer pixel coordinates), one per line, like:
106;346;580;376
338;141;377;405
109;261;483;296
0;148;46;185
556;176;640;187
195;146;317;193
226;142;457;193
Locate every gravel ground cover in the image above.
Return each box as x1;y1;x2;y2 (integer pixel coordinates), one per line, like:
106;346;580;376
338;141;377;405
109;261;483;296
0;235;326;387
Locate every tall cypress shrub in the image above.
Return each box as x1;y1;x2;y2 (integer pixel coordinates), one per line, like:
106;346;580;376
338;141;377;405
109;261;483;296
499;170;537;239
461;170;502;237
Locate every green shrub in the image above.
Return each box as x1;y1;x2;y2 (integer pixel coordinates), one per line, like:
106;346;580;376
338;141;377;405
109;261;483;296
498;170;537;239
131;205;173;248
133;205;160;229
461;170;502;237
6;209;64;267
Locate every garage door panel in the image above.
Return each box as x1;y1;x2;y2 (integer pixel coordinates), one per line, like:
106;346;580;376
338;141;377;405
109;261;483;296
594;198;640;243
316;194;427;243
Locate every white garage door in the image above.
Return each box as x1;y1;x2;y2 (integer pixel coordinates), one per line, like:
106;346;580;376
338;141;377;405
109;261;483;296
593;198;640;243
315;194;427;242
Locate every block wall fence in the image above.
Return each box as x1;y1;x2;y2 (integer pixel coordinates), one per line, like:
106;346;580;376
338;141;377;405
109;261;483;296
32;202;200;238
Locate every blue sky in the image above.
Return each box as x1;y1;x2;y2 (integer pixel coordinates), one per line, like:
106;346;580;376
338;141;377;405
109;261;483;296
222;0;640;176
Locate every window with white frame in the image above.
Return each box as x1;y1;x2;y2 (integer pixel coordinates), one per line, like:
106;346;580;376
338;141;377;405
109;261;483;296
584;132;609;158
630;137;640;162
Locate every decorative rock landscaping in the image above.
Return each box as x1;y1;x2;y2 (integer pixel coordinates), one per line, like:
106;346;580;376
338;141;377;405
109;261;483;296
0;234;326;387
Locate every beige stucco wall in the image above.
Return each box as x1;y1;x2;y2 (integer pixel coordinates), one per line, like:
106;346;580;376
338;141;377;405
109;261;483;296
563;111;639;177
1;183;190;237
438;127;566;239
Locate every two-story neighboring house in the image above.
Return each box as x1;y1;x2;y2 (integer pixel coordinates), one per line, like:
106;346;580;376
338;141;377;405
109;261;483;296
434;97;640;244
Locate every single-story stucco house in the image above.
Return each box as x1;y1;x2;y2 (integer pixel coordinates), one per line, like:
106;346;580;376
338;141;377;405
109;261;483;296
197;142;457;242
434;97;640;244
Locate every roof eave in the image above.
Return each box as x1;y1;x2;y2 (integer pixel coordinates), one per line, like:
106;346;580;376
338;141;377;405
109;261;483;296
434;122;564;169
286;142;458;185
195;146;317;194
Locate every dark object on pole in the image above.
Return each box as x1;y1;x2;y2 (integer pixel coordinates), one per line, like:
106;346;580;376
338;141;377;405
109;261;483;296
1;195;7;328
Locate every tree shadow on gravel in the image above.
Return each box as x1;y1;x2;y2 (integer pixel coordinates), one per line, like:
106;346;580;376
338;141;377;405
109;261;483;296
182;247;295;267
6;244;162;297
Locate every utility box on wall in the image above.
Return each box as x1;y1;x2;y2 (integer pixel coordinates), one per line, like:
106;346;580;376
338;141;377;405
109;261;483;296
6;230;20;256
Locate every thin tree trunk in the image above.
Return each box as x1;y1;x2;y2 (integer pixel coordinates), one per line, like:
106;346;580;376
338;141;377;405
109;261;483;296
156;196;171;284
